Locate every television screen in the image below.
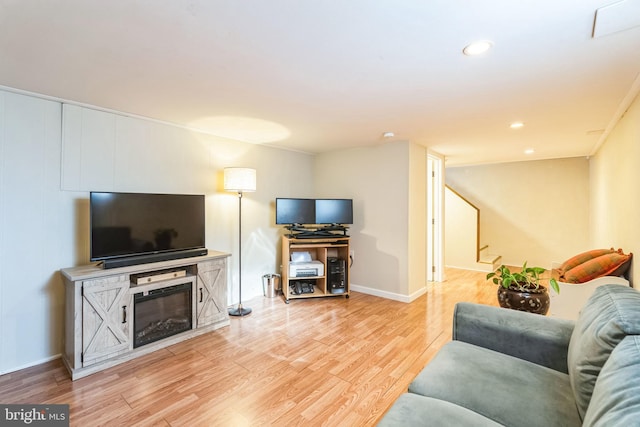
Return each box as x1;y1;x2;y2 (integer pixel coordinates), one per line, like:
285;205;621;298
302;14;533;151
275;198;315;224
90;192;205;262
315;199;353;224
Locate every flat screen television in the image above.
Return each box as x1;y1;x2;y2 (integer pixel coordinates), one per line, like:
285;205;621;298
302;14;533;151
275;198;315;225
90;192;206;268
315;199;353;224
275;198;353;225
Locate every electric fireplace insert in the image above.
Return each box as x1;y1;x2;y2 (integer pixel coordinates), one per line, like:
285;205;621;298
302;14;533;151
133;282;193;348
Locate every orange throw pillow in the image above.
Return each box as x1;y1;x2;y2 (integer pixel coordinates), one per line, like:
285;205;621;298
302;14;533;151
558;248;616;275
561;251;632;284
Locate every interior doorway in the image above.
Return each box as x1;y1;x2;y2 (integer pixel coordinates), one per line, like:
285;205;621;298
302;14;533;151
427;154;444;282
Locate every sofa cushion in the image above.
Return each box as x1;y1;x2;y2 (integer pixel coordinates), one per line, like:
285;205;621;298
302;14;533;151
453;302;574;373
561;252;632;283
408;341;581;427
582;336;640;426
377;393;503;426
567;284;640;420
558;248;615;275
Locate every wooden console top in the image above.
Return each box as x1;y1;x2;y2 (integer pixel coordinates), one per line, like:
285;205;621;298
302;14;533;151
61;249;229;282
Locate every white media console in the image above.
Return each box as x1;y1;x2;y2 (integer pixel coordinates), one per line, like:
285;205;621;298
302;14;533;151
61;250;230;380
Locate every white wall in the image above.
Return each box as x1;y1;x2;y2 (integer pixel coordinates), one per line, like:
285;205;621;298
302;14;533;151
446;157;590;268
0;89;314;374
590;93;640;287
0;91;75;373
59;104;315;306
315;141;428;301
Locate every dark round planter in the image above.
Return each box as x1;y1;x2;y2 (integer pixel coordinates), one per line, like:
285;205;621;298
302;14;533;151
497;285;550;315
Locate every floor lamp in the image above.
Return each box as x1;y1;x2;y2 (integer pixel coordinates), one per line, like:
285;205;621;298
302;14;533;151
224;167;256;317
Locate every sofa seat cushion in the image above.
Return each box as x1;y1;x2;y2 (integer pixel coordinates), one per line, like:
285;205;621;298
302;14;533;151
582;336;640;426
567;284;640;420
408;341;581;427
377;393;503;426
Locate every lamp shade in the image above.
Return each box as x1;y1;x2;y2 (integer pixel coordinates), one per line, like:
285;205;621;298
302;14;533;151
224;167;256;192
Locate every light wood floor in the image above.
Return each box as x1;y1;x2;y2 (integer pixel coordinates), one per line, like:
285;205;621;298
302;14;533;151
0;268;497;426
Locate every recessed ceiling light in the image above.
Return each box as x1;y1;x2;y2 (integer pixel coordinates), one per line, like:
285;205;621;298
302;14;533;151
383;132;395;139
524;148;535;155
462;40;493;56
510;122;525;129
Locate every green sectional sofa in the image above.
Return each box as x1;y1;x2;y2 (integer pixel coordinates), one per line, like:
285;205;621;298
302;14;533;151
379;284;640;426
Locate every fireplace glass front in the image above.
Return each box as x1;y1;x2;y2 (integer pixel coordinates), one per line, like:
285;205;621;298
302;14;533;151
133;282;193;348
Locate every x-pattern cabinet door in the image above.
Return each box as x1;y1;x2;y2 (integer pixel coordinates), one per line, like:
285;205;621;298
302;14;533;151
196;259;227;327
82;275;131;366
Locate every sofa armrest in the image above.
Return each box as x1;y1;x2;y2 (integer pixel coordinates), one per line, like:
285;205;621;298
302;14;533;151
453;302;575;373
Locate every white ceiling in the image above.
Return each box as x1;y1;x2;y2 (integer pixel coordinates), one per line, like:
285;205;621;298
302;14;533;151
1;0;639;166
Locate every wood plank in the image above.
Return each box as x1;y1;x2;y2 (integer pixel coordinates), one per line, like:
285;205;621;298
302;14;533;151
0;267;497;425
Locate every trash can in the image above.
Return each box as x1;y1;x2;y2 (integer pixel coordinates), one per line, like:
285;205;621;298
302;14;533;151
262;273;281;298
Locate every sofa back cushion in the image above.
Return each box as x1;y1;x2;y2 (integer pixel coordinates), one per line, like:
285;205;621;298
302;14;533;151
567;284;640;420
582;335;640;426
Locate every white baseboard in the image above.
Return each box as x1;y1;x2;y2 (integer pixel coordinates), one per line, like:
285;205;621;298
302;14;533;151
0;354;61;376
445;263;494;273
350;282;429;303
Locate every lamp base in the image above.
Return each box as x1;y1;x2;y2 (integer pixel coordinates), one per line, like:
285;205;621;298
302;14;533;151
228;304;252;317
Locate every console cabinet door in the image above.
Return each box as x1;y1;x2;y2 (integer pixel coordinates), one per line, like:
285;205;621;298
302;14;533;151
196;259;227;327
82;275;131;366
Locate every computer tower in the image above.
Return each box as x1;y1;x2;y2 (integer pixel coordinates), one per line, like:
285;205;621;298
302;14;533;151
327;257;346;294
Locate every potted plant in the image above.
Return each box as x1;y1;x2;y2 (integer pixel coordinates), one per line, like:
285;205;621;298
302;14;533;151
486;262;559;315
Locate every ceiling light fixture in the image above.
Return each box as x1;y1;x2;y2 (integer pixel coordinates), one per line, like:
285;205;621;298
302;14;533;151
510;122;524;129
524;148;535;155
383;132;395;139
462;40;493;56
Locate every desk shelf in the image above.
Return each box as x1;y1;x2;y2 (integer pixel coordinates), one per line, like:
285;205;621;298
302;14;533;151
281;236;350;303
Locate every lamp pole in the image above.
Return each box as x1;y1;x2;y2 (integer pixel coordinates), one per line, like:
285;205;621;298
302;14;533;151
229;190;251;316
224;167;256;317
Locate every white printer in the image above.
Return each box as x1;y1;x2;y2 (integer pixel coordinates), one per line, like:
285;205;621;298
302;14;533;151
289;260;324;278
289;251;324;277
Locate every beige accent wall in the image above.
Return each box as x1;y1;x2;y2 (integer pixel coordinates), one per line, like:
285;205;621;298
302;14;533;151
444;187;480;270
315;141;428;301
408;143;427;295
446;157;590;268
590;93;640;287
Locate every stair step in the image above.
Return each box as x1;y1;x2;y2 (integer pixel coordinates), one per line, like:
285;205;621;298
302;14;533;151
478;254;502;271
478;254;500;264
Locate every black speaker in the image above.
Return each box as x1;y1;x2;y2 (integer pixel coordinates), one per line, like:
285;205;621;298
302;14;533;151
327;257;346;294
102;248;208;269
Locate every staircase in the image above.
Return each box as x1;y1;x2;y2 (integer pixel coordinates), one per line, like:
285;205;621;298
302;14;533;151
444;186;501;272
478;245;502;272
